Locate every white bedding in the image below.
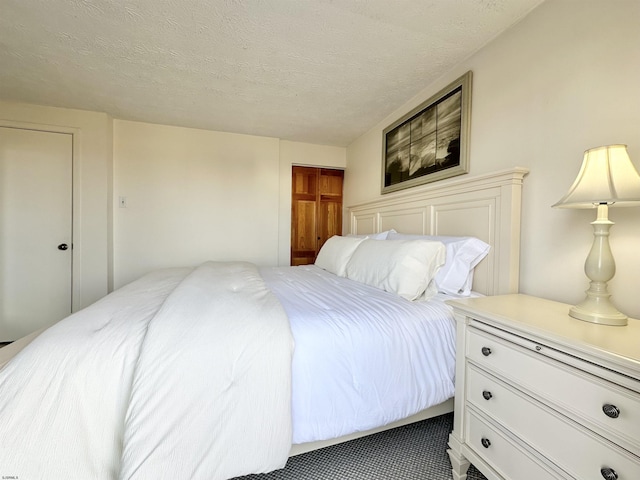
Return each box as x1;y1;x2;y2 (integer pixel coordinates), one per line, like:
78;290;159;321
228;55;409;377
260;265;457;444
0;262;294;480
0;261;456;478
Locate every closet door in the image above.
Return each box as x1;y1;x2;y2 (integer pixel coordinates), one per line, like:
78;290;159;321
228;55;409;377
291;167;318;266
317;169;343;249
291;166;343;266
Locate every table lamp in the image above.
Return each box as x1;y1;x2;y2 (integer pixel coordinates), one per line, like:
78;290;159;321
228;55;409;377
553;144;640;326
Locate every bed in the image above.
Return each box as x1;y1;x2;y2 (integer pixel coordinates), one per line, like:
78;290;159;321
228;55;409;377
0;168;527;479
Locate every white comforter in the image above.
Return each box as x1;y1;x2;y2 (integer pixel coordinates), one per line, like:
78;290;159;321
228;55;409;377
261;265;457;444
0;262;294;480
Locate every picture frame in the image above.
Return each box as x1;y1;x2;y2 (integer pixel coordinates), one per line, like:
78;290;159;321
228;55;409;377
382;71;472;194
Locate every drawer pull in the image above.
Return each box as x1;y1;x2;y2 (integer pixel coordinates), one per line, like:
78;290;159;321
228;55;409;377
481;347;492;356
600;467;618;480
482;390;493;400
481;437;491;448
602;404;620;419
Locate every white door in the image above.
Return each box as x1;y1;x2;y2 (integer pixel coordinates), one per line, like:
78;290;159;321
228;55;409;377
0;127;73;341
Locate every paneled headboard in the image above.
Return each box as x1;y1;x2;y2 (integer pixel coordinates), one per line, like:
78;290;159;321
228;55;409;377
347;168;529;296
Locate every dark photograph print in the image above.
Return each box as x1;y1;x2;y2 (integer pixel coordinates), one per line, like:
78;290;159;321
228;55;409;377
382;71;471;194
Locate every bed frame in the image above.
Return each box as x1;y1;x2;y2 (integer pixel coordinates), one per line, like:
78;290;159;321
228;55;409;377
291;167;528;455
0;168;528;457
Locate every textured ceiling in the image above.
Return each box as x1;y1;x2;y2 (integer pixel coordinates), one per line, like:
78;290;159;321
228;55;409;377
0;0;544;146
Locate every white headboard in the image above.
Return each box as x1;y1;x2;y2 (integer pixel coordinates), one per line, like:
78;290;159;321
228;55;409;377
347;168;529;296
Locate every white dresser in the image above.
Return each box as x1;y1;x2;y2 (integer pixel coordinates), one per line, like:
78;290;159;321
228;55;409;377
446;294;640;480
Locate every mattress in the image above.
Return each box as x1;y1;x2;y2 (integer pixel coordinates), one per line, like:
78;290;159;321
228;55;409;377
260;265;457;444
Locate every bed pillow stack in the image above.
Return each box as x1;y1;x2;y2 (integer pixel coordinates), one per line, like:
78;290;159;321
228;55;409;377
387;232;490;296
314;235;446;301
314;232;486;299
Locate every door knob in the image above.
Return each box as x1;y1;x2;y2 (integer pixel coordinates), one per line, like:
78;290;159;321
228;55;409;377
57;243;69;251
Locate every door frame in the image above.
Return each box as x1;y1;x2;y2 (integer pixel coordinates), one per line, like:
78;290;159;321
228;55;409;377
0;120;82;313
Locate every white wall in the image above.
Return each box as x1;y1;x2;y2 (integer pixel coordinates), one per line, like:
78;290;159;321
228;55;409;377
345;0;640;319
0;100;112;310
113;122;346;287
113;120;280;287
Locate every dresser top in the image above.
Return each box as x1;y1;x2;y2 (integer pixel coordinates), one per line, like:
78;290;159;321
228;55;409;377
447;294;640;376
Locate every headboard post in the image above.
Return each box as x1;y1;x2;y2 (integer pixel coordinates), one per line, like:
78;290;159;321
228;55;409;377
347;168;529;296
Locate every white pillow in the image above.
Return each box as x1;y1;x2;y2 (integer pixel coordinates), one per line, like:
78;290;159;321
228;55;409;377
387;233;490;296
348;229;396;240
345;239;445;301
314;235;367;277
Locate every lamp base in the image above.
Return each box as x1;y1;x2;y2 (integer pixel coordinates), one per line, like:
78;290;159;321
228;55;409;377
567;204;628;326
569;299;628;326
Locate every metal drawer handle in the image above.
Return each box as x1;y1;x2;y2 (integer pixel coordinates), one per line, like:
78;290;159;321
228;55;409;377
482;390;493;400
481;347;492;357
602;404;620;419
481;438;491;448
601;467;618;480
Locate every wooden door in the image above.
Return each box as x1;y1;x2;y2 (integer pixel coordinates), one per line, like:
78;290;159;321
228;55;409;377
291;166;343;266
318;168;343;248
0;127;73;341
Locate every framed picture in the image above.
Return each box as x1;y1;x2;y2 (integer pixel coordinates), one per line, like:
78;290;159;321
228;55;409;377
382;71;472;194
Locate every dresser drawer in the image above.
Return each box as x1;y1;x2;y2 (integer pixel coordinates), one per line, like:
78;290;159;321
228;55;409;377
465;410;563;480
466;364;640;480
466;326;640;452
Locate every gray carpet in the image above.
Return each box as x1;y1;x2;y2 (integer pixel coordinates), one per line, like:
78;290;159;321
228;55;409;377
233;413;486;480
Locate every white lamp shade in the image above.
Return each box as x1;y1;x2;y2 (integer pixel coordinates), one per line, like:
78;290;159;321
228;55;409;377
553;144;640;208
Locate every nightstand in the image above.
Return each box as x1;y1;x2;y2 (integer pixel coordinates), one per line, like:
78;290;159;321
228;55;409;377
446;294;640;480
